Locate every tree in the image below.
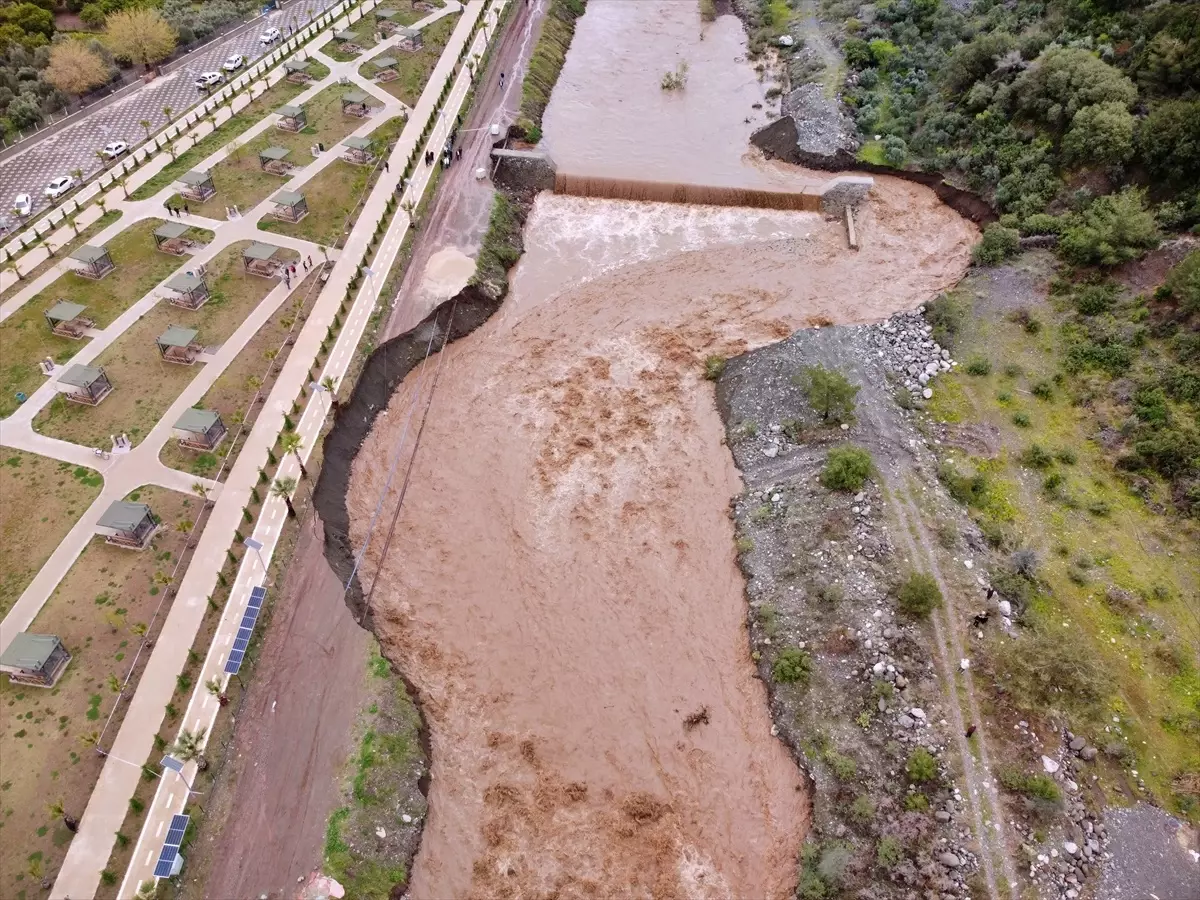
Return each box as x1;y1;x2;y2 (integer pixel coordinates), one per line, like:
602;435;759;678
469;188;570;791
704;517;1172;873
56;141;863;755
47;798;78;831
0;4;55;41
171;729;207;770
139;118;152;141
1014;47;1137;129
279;430;308;478
1059;188;1161;267
820;445;874;491
972;223;1021;266
105;8;176;73
191;481;208;501
897;572;942;619
162;104;173;122
1138;99;1200;188
1062;102;1135;167
205;677;229;707
3;262;23;282
1163;250;1200;316
272;475;298;518
44;40;110;96
795;364;860;423
79;3;105;30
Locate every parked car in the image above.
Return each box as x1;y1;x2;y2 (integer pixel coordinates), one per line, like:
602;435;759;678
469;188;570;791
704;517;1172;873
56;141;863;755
13;193;33;216
222;54;245;72
259;26;282;44
194;71;224;90
44;176;76;200
101;141;128;160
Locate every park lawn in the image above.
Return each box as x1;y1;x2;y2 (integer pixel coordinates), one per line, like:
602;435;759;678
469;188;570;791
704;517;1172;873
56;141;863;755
159;266;324;479
0;485;195;899
0;451;103;617
133;69;319;202
260;115;405;247
175;84;378;220
0;211;122;305
0;219;215;418
32;242;298;450
372;12;459;106
324;20;381;61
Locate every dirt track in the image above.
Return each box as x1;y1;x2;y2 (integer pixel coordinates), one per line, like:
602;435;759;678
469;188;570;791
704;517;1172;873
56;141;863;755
193;518;370;900
346;179;977;898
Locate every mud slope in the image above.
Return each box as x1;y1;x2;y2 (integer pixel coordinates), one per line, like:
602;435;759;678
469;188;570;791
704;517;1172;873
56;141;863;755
342;175;976;898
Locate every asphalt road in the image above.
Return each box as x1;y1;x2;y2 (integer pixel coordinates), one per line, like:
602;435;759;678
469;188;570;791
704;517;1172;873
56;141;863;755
0;0;336;232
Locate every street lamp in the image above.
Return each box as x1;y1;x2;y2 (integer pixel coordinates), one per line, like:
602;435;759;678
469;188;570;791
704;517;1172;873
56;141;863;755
243;536;267;579
160;756;203;795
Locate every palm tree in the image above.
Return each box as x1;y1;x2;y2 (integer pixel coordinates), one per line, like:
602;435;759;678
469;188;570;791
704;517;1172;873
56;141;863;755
139;119;152;142
95;149;108;170
47;798;78;832
272;476;298;518
116;176;128;199
279;430;308;478
163;104;173;122
70;167;83;185
64;214;78;237
4;261;22;282
191;481;208;501
171;729;207;771
320;375;339;411
176;519;194;535
205;677;229;707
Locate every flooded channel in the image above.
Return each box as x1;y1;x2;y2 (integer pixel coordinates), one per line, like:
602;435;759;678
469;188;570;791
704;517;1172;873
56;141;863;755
345;1;977;897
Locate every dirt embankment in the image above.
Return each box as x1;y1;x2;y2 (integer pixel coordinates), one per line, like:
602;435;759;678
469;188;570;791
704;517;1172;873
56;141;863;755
326;176;976;898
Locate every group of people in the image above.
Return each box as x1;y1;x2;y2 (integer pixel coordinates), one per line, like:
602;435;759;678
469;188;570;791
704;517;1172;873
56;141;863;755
164;201;189;217
282;255;318;288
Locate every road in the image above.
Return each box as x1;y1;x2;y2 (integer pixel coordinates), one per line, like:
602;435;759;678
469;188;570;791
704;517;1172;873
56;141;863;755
21;4;499;897
0;0;338;233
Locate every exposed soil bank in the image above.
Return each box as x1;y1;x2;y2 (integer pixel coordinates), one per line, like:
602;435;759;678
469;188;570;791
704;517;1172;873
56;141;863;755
336;182;976;897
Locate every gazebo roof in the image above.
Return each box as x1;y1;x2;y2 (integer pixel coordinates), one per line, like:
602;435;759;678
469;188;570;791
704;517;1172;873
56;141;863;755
277;104;304;117
154;221;189;240
167;273;205;293
175;408;220;433
259;145;290;161
70;245;109;264
46;300;86;323
178;170;212;186
158;325;199;348
344;136;373;151
284;59;310;72
341;90;368;104
243;242;279;261
273;190;305;207
335;29;357;40
376;8;398;17
98;501;152;531
59;364;103;388
372;56;397;68
397;27;419;37
0;633;63;670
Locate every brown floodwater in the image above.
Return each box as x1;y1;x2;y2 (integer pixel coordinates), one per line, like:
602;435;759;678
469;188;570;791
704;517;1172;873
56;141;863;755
347;178;976;900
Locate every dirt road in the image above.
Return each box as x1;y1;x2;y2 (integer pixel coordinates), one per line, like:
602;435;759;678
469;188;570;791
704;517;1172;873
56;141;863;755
193;517;370;900
347;180;976;897
384;0;546;340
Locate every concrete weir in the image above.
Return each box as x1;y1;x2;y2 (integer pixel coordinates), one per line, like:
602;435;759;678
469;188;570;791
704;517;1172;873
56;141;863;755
491;146;873;214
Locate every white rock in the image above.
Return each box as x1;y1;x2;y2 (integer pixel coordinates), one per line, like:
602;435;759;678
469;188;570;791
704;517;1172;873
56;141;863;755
840;422;849;430
922;388;933;400
401;813;413;823
964;559;973;569
959;658;970;671
777;34;794;46
762;446;778;458
1042;755;1060;774
998;599;1012;616
376;827;387;838
1064;841;1079;856
910;708;926;720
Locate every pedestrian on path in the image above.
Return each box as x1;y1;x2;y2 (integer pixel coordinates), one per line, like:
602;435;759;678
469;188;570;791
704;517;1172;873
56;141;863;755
307;255;312;269
499;71;505;88
184;203;190;215
383;159;389;172
456;147;462;161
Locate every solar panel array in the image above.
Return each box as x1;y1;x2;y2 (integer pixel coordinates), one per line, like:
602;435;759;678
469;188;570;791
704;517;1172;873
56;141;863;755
153;813;190;878
223;585;266;675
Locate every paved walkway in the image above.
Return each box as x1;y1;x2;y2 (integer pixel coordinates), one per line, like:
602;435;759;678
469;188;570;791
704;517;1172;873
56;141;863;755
47;3;497;897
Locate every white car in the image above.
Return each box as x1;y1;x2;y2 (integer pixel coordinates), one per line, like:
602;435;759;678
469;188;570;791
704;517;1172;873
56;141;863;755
13;193;33;217
101;141;127;159
194;71;224;90
44;176;76;200
259;26;281;44
222;54;245;72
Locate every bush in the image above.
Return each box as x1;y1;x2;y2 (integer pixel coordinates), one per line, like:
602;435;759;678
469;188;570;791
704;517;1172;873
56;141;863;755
905;747;938;783
1163;250;1200;316
1022;444;1054;469
925;292;968;348
772;647;813;684
904;792;930;811
999;767;1062;803
897;572;942;618
796;364;860;423
1074;283;1117;315
702;355;726;381
1013;411;1031;427
877;835;904;868
820;445;873;491
972;224;1021;266
1059;188;1161;267
965;356;992;376
825;749;858;781
850;794;876;823
1031;380;1054;400
1010;548;1039;578
993;624;1114;717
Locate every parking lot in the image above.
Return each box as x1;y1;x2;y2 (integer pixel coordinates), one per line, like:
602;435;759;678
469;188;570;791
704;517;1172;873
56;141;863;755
0;0;336;233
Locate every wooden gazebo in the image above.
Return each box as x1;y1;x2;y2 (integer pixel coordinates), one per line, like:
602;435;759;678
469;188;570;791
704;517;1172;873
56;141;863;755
375;9;401;34
177;170;215;202
341;136;376;165
396;27;423;51
334;29;361;52
1;634;72;688
173;408;227;451
276;104;306;133
284;59;312;83
166;272;210;309
96;501;157;549
341;91;371;118
156;325;203;365
70;245;114;279
258;146;292;175
243;242;282;277
44;301;94;339
271;190;309;223
57;364;113;405
371;56;398;82
154;221;194;255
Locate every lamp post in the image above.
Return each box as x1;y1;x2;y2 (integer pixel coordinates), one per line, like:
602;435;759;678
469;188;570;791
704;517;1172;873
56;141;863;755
243;536;267;579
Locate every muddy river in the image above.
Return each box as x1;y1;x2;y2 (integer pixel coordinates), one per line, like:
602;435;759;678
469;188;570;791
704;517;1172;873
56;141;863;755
345;1;977;897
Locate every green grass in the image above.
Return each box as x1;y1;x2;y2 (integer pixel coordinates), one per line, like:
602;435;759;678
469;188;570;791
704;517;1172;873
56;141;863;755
0;218;212;417
856;140;890;167
0;211;122;305
130;74;314;201
364;13;459;106
324;21;380;62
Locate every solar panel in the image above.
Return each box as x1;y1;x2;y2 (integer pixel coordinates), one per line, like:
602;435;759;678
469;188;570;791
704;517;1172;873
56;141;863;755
248;586;267;608
232;634;250;653
223;589;266;676
153;849;177;878
224;649;245;674
165;814;189;846
240;611;256;630
160;756;183;774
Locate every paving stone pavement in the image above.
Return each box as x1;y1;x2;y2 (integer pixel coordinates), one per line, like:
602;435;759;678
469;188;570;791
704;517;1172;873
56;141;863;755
0;0;338;233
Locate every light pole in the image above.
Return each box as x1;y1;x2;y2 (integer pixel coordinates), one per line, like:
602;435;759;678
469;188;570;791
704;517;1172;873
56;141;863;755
243;536;268;580
160;756;203;795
